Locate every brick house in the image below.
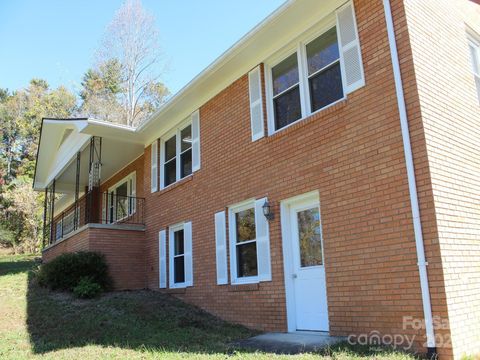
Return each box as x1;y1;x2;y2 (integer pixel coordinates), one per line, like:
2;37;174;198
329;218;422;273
33;0;480;358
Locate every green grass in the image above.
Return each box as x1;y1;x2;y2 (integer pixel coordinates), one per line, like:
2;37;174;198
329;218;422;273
0;254;417;359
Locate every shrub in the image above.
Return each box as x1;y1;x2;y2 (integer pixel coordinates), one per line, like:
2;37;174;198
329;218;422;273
37;251;112;291
73;277;102;298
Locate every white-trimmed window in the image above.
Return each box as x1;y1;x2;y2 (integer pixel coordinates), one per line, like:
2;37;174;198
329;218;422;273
159;111;200;189
106;172;136;223
228;198;271;285
264;2;364;135
468;35;480;103
168;222;193;288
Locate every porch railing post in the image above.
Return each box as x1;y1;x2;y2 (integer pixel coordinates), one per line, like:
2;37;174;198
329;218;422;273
49;179;55;244
42;187;48;248
74;151;81;230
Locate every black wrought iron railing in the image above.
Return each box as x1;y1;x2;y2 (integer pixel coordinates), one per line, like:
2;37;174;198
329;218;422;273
44;191;145;246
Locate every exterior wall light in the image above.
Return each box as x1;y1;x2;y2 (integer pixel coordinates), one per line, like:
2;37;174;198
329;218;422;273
262;199;274;221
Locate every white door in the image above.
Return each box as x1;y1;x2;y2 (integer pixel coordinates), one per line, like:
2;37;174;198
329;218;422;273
287;197;329;331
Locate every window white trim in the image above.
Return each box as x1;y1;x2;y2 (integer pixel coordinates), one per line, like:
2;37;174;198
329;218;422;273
168;221;193;289
106;171;136;223
228;199;258;285
265;17;346;136
467;33;480;104
160;112;199;190
228;198;271;285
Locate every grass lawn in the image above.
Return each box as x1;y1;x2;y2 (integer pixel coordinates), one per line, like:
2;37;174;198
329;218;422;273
0;254;417;359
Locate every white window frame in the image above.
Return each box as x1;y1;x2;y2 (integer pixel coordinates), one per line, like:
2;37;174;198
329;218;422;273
228;199;259;285
468;33;480;104
160;118;193;189
107;171;136;223
265;17;346;135
169;222;188;289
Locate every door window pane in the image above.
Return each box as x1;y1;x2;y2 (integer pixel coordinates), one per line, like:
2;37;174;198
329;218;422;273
272;53;299;95
297;207;323;267
236;242;258;277
235;208;256;243
309;63;343;112
274;86;302;130
306;27;340;75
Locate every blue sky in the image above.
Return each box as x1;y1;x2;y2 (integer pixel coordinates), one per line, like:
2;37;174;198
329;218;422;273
0;0;285;95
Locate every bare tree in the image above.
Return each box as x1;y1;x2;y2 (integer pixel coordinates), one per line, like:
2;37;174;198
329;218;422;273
97;0;168;127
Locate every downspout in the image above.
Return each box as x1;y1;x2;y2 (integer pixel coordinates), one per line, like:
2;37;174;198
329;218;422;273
382;0;437;358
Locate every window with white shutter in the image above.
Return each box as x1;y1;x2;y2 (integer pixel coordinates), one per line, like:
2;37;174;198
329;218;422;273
160;111;200;189
151;140;158;193
168;222;193;288
468;36;480;103
214;211;228;285
248;66;265;141
228;198;271;284
265;3;364;134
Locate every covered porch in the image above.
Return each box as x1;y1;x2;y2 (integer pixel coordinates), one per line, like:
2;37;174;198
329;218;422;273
34;118;146;248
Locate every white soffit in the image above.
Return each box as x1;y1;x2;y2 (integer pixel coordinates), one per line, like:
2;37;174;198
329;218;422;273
137;0;341;144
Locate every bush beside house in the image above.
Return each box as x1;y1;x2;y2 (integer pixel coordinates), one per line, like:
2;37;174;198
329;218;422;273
37;251;112;298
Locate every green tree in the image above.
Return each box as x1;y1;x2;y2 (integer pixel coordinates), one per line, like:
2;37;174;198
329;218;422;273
0;79;76;253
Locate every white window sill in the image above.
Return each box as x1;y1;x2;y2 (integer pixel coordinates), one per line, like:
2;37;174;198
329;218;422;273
268;96;347;137
169;283;189;289
231;277;260;286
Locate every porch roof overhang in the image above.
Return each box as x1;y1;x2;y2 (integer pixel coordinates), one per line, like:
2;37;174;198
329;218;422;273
33;118;144;193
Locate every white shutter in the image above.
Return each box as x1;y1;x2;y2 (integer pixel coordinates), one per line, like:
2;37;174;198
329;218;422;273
336;1;365;94
184;221;193;286
102;192;106;223
191;111;201;172
151;140;158;192
248;66;265;141
159;138;165;189
214;211;228;285
159;230;167;288
254;198;271;281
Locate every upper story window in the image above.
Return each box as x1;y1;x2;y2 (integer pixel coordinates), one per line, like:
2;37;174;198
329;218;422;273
268;26;344;133
468;36;480;103
163;123;192;187
150;111;200;192
249;1;364;140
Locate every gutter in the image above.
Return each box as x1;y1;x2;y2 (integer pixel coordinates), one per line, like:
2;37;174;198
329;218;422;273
136;0;296;133
382;1;437;358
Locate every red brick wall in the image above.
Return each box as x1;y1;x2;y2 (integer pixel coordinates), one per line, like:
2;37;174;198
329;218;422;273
402;0;480;358
42;226;146;290
141;0;434;353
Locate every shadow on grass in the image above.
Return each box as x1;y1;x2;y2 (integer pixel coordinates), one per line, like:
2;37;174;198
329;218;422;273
0;255;39;276
25;266;257;356
14;256;417;359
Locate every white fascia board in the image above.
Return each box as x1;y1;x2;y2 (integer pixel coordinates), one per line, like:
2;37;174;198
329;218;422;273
44;132;91;188
137;0;341;145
